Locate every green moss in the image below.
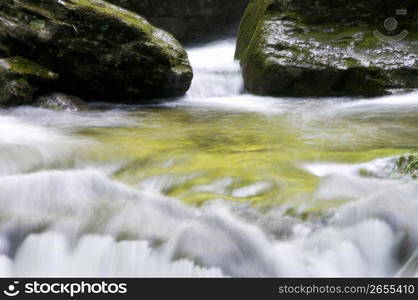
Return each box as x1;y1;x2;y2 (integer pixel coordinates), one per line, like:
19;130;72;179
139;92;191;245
29;19;46;29
358;169;372;177
1;0;192;101
1;56;58;80
19;2;55;20
0;78;34;106
0;56;59;107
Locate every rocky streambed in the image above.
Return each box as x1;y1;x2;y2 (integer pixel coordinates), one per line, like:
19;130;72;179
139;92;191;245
0;1;418;277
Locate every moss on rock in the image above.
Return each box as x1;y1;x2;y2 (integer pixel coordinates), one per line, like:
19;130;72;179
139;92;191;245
396;155;418;179
0;78;34;106
3;56;58;81
235;0;271;60
35;92;88;111
236;0;418;97
0;0;193;102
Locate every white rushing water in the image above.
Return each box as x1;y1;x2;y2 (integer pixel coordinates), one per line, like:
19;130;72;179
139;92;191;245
0;40;418;277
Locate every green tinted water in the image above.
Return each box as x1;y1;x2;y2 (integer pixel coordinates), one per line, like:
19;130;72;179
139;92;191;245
78;95;418;215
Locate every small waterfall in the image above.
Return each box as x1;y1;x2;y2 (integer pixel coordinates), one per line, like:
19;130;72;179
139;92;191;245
186;40;243;98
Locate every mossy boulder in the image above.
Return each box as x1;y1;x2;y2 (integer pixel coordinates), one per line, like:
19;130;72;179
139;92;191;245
0;56;58;106
0;0;193;102
236;0;418;97
35;93;88;111
107;0;250;44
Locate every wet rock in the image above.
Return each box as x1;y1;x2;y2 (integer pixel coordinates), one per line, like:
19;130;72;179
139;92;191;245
0;0;193;102
107;0;250;44
236;0;418;97
358;155;418;180
0;56;58;106
35;93;88;112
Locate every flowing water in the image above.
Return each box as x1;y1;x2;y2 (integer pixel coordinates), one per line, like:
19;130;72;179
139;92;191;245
0;40;418;277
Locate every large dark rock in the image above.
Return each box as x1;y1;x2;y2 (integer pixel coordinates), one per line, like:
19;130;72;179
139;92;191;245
236;0;418;97
107;0;250;44
0;56;58;106
0;0;193;102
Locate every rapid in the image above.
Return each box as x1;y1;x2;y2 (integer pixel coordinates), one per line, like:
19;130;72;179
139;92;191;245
0;40;417;277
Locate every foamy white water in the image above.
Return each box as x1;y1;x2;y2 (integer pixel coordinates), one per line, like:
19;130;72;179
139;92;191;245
186;39;244;98
0;40;417;277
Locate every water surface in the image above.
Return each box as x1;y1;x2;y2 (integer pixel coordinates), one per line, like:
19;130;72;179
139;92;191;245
0;40;417;277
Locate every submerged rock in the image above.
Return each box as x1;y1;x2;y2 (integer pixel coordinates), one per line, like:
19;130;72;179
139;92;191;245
35;93;88;112
396;155;418;179
107;0;250;44
0;0;193;102
0;56;58;106
236;0;418;97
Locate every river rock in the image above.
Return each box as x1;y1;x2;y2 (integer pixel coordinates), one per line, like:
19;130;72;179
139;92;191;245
106;0;250;44
396;155;418;179
236;0;418;97
0;0;193;102
35;93;88;112
0;56;58;106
